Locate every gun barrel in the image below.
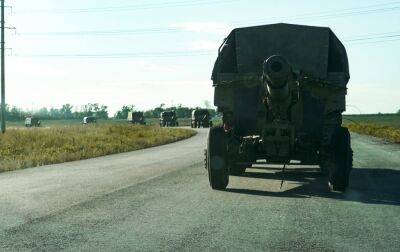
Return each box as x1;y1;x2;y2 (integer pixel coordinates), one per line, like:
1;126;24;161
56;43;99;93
263;55;291;100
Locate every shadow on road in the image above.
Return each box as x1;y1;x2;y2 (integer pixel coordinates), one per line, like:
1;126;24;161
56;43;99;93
226;167;400;206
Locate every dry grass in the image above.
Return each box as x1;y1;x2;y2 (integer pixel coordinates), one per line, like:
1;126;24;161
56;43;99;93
346;123;400;144
0;125;196;172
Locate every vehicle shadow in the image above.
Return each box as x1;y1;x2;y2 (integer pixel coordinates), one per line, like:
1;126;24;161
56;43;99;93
225;167;400;206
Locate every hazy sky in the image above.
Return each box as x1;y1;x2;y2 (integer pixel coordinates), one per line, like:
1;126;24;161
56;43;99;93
5;0;400;115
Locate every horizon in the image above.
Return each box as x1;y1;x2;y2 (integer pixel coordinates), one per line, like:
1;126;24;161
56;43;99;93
4;0;400;115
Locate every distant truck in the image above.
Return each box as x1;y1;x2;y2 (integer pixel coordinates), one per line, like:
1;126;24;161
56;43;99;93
25;117;41;127
191;109;213;128
83;116;97;124
127;111;146;125
160;111;178;127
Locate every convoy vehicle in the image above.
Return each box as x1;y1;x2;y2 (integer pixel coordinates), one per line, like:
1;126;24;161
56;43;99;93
25;117;41;127
206;23;353;192
127;111;146;125
191;109;213;128
160;111;178;127
83;116;97;124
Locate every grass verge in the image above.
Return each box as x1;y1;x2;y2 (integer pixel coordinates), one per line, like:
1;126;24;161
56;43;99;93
0;125;196;172
346;123;400;144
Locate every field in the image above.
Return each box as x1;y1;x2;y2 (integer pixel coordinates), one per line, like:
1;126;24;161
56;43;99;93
343;114;400;129
343;114;400;143
0;123;196;172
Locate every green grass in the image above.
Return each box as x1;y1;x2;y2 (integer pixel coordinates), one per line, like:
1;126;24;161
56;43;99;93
0;124;196;172
344;114;400;143
343;114;400;129
7;119;126;128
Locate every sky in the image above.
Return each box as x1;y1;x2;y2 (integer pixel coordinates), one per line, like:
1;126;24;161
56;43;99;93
4;0;400;115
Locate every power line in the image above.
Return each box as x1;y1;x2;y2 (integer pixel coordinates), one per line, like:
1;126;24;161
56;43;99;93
18;27;183;37
346;34;400;42
346;37;400;45
15;50;215;59
20;0;239;14
13;31;400;59
235;1;400;26
16;1;400;37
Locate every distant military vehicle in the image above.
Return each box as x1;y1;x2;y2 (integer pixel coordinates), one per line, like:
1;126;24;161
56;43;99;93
160;111;178;127
191;109;213;128
127;111;146;125
25;117;41;127
83;116;97;124
206;23;353;192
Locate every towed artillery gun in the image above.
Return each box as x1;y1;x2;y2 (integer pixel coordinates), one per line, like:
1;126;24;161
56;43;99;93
127;111;146;125
160;111;179;127
206;23;353;192
191;109;213;128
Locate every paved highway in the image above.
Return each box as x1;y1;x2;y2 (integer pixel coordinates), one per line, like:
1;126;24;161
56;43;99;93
0;128;399;251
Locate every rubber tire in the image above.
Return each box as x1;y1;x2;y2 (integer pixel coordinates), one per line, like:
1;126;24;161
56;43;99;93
229;164;247;176
329;127;353;192
319;161;329;175
207;126;229;190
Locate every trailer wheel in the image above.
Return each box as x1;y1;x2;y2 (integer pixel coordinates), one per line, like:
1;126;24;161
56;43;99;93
328;127;353;192
207;126;229;190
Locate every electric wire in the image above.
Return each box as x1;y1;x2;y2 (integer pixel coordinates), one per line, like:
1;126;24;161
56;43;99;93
16;1;400;37
19;0;239;14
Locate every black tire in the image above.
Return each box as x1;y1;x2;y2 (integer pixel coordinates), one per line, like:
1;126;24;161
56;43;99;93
319;161;329;175
229;164;247;176
207;126;229;190
328;127;353;192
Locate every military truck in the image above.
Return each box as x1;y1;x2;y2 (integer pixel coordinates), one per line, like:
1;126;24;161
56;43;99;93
191;109;213;128
127;111;146;125
206;23;352;192
83;116;97;124
25;117;41;127
160;111;178;127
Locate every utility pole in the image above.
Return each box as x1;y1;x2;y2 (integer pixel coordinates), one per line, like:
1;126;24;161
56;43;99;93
1;0;5;133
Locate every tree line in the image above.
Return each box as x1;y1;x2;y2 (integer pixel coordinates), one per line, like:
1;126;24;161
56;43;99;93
1;103;109;121
1;103;217;121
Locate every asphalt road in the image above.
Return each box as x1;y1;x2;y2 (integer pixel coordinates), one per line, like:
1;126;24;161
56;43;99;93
0;128;399;251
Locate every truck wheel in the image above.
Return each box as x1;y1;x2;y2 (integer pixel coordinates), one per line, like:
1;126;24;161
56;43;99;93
207;126;229;190
328;127;353;192
229;164;247;175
